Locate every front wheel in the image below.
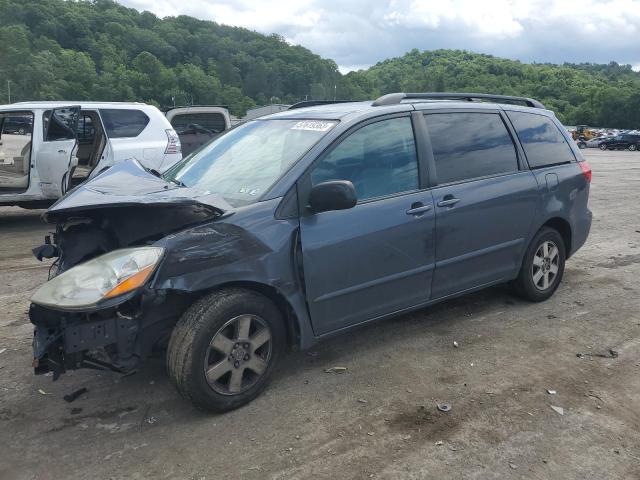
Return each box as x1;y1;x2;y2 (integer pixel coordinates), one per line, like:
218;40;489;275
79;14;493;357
629;144;637;151
599;143;607;151
167;289;285;412
513;227;566;302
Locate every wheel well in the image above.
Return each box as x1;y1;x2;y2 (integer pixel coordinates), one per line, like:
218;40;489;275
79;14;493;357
542;217;572;256
199;281;301;349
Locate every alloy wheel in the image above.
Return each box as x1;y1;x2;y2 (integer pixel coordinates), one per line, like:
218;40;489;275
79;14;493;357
203;314;272;395
599;144;607;151
531;240;560;291
629;144;637;151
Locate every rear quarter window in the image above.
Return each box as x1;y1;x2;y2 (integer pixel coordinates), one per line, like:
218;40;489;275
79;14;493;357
99;109;150;138
424;112;518;184
507;111;575;168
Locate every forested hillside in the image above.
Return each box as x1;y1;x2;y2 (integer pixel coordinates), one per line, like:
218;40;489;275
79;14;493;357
0;0;639;127
0;0;341;115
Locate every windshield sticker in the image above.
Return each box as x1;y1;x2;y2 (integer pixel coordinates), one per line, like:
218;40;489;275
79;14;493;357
291;121;335;132
238;187;260;196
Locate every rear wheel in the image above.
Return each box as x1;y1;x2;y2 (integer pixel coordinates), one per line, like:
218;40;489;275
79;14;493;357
167;289;285;412
629;144;637;151
513;227;566;302
599;143;607;151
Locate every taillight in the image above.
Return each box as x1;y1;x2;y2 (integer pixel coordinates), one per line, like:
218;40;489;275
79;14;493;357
578;161;592;183
165;129;181;154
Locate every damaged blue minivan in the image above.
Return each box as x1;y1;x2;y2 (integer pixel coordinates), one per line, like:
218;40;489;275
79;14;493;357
29;93;592;412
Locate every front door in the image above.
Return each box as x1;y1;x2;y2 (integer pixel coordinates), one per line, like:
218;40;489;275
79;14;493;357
37;106;79;197
299;116;436;335
423;111;539;299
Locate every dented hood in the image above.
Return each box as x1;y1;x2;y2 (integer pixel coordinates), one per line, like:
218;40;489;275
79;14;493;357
44;159;231;223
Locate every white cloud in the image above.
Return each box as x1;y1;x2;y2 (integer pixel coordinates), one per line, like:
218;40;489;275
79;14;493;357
119;0;640;71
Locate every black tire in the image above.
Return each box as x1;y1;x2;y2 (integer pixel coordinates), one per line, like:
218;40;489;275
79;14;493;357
167;288;285;412
577;141;586;149
629;144;637;151
513;227;566;302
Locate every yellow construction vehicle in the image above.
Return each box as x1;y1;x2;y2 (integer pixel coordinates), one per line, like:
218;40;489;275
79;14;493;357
571;125;595;141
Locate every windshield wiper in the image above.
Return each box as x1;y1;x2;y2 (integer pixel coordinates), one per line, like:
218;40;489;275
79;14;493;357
168;177;187;187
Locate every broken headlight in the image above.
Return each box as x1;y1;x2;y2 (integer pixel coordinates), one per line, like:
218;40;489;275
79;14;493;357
31;247;164;310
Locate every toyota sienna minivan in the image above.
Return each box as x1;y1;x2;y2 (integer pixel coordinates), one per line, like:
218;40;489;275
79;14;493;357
28;92;592;412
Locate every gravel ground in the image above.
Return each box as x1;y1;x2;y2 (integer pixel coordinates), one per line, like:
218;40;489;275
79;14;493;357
0;149;639;479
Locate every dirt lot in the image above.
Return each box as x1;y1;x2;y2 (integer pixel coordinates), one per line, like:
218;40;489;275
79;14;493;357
0;149;639;479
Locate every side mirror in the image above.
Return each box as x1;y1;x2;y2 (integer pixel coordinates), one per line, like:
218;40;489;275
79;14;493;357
308;180;357;214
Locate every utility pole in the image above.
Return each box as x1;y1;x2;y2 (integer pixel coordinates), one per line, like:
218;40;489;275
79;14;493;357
333;84;337;101
6;80;10;103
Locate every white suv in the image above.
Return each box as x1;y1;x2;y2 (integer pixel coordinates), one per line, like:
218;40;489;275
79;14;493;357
0;102;183;208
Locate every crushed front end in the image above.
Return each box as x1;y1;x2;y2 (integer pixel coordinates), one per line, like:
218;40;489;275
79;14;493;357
30;287;192;379
28;160;227;380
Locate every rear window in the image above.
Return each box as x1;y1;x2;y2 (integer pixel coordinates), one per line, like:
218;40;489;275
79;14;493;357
425;112;518;184
170;112;227;135
507;111;575;168
99;109;150;138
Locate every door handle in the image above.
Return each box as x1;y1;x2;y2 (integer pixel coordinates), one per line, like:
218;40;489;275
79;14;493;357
58;149;67;154
437;197;461;207
406;203;432;215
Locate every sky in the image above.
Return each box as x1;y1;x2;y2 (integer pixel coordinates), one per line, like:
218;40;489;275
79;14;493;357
120;0;640;73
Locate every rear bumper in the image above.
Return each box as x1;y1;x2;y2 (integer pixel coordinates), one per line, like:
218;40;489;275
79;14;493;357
570;209;592;257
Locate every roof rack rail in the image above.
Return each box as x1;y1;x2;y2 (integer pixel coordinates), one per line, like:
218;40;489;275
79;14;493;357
288;100;354;110
371;92;545;109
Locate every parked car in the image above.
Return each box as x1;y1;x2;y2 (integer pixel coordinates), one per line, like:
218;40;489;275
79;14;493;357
598;134;640;151
0;102;182;208
582;136;608;148
2;115;33;135
29;93;592;412
165;105;231;157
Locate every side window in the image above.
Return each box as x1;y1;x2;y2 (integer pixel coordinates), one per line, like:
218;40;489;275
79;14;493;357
99;109;150;138
43;109;77;141
425;112;518;184
507;111;575;168
311;117;419;202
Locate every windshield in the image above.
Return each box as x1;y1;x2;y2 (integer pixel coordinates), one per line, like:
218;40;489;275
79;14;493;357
164;119;337;207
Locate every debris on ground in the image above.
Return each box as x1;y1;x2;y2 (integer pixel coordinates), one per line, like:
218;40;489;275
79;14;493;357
37;389;49;395
435;440;444;446
453;341;459;348
546;389;557;395
509;462;518;469
145;416;157;425
0;348;6;354
367;432;374;436
550;405;564;415
357;398;368;404
63;387;88;403
586;391;605;403
576;349;619;359
437;403;452;413
324;366;348;374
